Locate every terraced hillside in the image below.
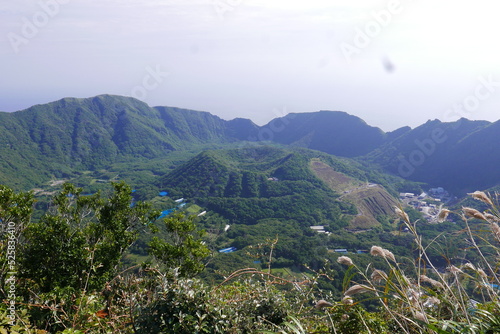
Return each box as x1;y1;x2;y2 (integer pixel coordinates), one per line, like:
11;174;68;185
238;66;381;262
310;159;398;229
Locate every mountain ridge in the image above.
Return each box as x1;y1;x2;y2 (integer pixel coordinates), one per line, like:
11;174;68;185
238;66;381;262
0;95;259;188
260;110;387;157
1;94;499;193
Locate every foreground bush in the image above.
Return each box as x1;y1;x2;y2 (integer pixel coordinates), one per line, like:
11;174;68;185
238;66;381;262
1;188;500;333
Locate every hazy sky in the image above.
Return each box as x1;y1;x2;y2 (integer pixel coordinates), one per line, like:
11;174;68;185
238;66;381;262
1;0;500;131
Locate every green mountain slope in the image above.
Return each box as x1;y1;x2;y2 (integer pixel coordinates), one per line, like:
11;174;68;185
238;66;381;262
363;118;497;193
154;107;259;143
0;95;259;189
259;111;387;157
2;94;500;195
158;146;399;229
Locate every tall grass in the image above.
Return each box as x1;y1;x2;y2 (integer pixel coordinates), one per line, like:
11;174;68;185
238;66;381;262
335;191;500;333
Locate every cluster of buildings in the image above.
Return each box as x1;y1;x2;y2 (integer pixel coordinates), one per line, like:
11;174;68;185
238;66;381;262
329;248;368;254
399;187;453;223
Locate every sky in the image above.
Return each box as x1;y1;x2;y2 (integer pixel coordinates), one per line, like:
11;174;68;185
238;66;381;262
1;0;500;131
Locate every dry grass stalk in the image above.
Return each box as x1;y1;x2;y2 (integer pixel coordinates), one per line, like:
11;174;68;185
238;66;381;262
344;284;370;296
315;299;333;309
341;296;354;305
484;213;499;222
423;296;440;307
337;256;353;266
462;207;487;221
370;246;385;257
437;209;451;222
461;263;476;271
395;207;410;222
490;222;500;240
370;269;387;283
370;245;397;263
420;275;444;289
447;265;462;274
468;191;494;206
407;288;421;306
477;268;488;279
383;249;396;263
414;311;427;323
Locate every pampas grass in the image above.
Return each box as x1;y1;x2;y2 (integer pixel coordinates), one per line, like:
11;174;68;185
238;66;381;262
337;191;500;334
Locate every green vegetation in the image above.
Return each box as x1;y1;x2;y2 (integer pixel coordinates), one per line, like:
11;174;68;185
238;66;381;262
159;148;349;227
159;147;399;230
1;95;500;332
260;110;387;157
0;183;213;332
0;95;257;190
1;186;499;333
363;119;500;194
19;183;157;293
2;95;500;196
149;212;210;277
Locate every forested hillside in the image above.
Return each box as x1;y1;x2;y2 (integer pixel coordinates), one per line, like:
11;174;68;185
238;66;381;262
260;110;387;157
0;95;257;189
2;95;500;193
2;95;500;333
363;118;500;193
159;147;349;228
158;146;400;228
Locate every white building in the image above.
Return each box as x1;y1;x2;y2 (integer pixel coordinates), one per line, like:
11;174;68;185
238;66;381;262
310;226;326;233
